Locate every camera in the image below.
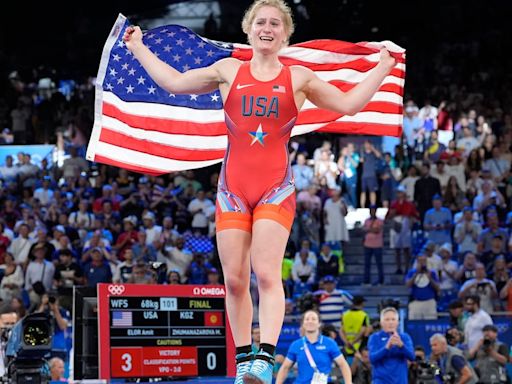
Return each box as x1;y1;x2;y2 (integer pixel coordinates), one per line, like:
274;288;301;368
5;313;53;383
415;360;439;384
48;296;56;305
483;338;494;348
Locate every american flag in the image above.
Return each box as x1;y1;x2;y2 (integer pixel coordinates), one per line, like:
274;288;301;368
112;311;132;327
86;14;406;175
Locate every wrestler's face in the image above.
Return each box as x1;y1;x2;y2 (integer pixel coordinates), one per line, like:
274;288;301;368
249;6;287;52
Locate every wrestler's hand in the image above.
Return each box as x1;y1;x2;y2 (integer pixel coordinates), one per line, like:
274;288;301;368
378;48;396;71
123;26;144;51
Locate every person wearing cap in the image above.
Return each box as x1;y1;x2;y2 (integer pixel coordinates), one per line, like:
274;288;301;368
142;211;162;246
429;333;478;384
114;216;139;261
468;324;509;384
458;263;497;314
363;204;384;285
454;206;482;254
437;243;459;309
414;161;442;221
340;295;370;356
386;184;419;274
477;212;509;254
315;275;353;329
423;193;452;246
405;253;440;320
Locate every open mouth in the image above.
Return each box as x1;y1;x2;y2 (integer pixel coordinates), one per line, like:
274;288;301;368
259;36;274;42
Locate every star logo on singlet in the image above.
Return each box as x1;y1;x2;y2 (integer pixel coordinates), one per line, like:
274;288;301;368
248;124;268;146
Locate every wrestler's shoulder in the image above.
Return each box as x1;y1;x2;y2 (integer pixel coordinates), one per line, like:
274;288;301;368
289;65;315;89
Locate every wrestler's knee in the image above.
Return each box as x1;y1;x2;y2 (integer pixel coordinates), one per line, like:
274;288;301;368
223;273;250;296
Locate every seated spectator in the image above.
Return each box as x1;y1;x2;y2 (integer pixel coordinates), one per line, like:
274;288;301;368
473;181;505;214
92;184;120;214
463;295;493;350
480;235;510;274
443;175;465;213
33;176;54;207
25;243;55;306
83;247;112;287
186;253;212;284
430;159;450;192
0;252;24;302
159;236;192;281
128;261;157;284
468;324;509;384
113;248;135;284
458;263;497;313
405;254;440;319
316;243;339;283
293;239;317;267
54;249;83;309
454;206;481;254
68;199;94;239
131;231;157;262
489;256;510;295
315;275;353;329
292;248;315;285
484;147;510;189
167;269;182;284
423;194;452;246
477;212;508;254
7;223;33;266
114;216;138;261
437;243;459;308
206;267;222;285
142;211;162;246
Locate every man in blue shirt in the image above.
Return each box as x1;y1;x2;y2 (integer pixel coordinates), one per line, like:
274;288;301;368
405;254;440;319
368;307;414;384
423;194;452;245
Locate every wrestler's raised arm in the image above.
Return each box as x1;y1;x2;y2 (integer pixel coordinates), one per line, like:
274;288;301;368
123;25;236;95
295;48;396;116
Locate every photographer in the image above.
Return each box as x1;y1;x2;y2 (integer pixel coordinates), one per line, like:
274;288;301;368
458;263;497;314
34;294;70;362
409;346;436;384
0;312;18;376
429;333;478;384
405;254;440;319
468;324;509;384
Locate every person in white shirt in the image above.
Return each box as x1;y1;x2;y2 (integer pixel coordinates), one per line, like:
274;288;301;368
142;211;163;247
158;236;193;282
33;177;54;207
454;207;482;254
430;160;450;192
399;165;419;201
187;190;214;235
293;239;317;267
292;249;315;285
437;243;459;307
7;223;34;266
0;155;19;182
458;263;497;314
463;295;493;350
25;243;56;305
456;126;480;157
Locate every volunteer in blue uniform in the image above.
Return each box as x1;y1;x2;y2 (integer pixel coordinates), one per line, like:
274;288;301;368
275;309;352;384
368;307;414;384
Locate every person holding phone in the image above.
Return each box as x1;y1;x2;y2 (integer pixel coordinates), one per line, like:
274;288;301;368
405;253;440;320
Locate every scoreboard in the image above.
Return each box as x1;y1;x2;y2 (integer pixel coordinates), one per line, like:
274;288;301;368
97;284;235;379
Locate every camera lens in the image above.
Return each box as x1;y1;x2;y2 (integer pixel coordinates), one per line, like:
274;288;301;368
49;296;56;304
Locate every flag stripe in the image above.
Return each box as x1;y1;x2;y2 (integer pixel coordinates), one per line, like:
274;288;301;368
100;128;226;161
86;15;406;174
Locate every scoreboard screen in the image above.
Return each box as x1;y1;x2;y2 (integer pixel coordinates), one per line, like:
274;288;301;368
97;284;235;379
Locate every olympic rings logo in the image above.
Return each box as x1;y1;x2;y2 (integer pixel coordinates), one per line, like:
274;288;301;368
108;285;125;295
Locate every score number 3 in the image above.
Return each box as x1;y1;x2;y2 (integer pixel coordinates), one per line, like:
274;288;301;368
121;353;132;372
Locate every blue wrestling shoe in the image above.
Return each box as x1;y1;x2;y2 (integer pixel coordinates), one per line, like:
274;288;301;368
235;352;254;384
243;351;274;384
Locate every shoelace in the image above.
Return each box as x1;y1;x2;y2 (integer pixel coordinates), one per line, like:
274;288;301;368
234;354;253;384
249;357;273;377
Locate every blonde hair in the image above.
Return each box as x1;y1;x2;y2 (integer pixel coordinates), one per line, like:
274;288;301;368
380;307;399;322
241;0;295;44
